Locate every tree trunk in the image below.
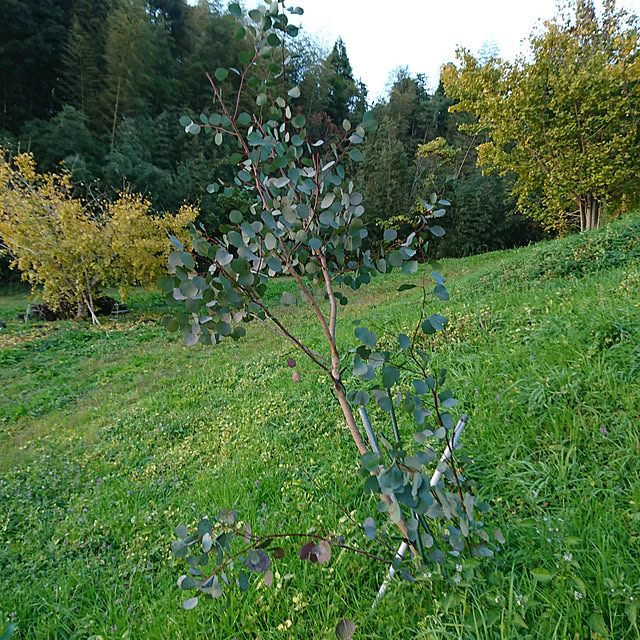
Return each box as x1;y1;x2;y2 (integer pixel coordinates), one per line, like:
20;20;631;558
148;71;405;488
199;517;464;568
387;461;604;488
331;377;369;455
578;194;602;231
110;76;121;152
331;375;414;548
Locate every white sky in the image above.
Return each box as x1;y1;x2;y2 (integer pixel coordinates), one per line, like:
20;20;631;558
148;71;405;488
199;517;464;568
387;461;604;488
238;0;640;102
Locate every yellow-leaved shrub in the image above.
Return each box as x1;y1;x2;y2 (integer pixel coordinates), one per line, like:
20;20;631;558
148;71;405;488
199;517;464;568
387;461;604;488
0;148;196;320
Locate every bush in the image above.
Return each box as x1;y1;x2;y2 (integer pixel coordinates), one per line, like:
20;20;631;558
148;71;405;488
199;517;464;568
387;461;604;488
0;148;197;322
528;214;640;280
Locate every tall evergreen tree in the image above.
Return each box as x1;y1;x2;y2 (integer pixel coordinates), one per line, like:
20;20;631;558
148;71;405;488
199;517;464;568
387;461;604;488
359;116;409;235
61;0;111;128
101;0;177;147
324;37;358;124
287;34;330;117
178;2;246;112
102;0;150;145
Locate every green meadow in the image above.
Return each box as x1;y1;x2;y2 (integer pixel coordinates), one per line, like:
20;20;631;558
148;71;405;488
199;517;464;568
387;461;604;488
1;217;639;639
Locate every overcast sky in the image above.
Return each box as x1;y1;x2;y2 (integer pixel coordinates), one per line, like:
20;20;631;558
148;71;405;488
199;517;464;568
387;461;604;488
239;0;640;101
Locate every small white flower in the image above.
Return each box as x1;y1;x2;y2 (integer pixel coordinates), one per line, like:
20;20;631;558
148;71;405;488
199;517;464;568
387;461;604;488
456;564;463;572
574;591;583;600
453;574;461;584
563;552;573;562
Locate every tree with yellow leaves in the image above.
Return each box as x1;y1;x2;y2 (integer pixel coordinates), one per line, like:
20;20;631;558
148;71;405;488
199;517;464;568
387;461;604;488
443;0;640;233
0;149;196;322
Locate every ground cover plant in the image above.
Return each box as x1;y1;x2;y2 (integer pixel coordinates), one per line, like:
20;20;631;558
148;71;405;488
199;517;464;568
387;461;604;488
1;214;639;638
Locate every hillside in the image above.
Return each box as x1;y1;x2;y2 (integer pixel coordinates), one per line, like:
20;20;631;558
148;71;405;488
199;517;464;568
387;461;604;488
0;217;639;639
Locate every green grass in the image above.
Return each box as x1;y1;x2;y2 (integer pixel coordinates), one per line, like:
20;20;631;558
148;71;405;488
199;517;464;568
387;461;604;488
1;217;639;639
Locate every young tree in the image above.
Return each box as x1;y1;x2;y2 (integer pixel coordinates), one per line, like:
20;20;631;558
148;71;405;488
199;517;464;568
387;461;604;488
165;3;498;613
443;0;640;233
0;149;196;321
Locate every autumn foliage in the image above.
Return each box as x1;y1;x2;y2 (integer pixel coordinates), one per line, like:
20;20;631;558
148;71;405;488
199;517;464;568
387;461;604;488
443;0;640;233
0;149;196;320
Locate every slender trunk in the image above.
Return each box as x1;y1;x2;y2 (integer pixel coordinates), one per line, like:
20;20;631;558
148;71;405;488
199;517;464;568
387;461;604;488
320;257;414;550
331;374;414;548
578;197;586;232
590;196;602;230
578;194;602;231
110;77;121;152
332;377;369;455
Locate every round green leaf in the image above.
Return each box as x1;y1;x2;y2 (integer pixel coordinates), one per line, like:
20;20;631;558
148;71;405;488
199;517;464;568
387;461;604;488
157;276;175;292
215;67;229;81
291;115;306;128
176;524;189;538
238;50;253;66
355;326;377;348
382;365;400;389
321;192;335;209
267;33;281;47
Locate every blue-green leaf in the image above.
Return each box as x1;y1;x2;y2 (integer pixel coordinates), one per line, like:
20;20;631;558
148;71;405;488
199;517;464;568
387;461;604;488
434;284;449;300
355;327;377;348
382;365;400;389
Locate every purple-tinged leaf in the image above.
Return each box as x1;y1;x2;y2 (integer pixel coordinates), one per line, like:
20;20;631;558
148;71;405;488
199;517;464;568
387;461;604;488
335;618;356;639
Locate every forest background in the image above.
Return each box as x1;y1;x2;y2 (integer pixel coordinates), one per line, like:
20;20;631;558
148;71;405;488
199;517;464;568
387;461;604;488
0;0;542;289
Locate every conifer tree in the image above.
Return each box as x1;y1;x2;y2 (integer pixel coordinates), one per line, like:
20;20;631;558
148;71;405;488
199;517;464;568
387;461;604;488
324;37;358;124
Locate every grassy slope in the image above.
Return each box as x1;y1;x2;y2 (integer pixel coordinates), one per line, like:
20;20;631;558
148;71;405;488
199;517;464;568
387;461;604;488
0;218;639;639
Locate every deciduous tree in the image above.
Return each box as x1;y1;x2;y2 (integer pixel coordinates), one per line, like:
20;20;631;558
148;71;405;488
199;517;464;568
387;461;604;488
443;0;640;232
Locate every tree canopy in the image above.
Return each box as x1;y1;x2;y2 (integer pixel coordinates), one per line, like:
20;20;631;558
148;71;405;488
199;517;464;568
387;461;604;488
443;0;640;233
0;0;562;288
